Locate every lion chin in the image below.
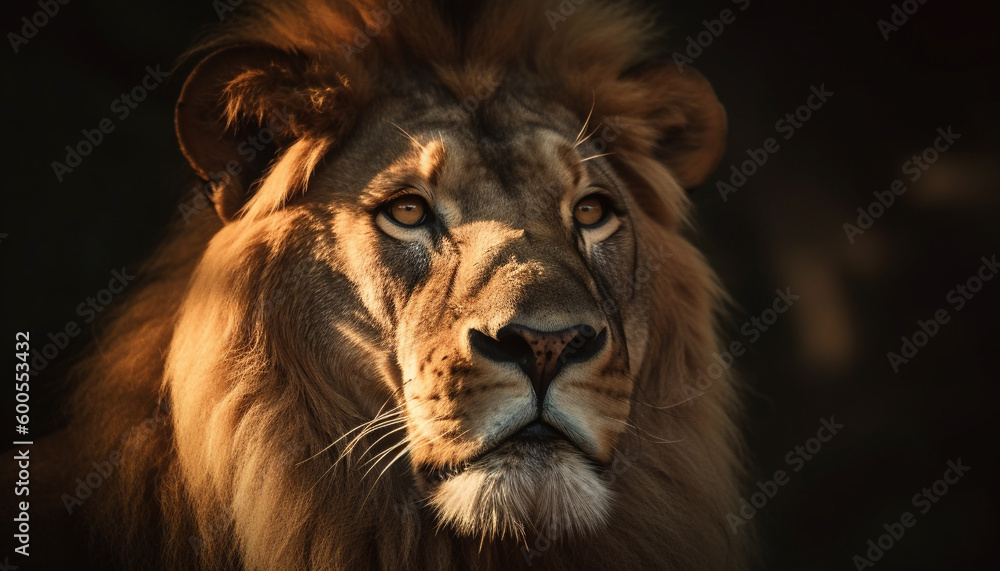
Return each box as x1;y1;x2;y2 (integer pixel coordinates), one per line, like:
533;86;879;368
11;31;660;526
424;438;612;542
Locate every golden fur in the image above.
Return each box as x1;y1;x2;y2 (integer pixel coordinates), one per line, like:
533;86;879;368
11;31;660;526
47;1;752;569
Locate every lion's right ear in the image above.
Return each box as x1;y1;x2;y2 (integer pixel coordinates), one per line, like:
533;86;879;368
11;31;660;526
624;65;728;191
175;46;301;222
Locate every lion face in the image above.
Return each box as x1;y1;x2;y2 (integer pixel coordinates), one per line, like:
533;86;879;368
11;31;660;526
168;5;734;564
310;81;648;539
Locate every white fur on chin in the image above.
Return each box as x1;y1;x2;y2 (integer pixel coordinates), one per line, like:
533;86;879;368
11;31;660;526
428;440;613;542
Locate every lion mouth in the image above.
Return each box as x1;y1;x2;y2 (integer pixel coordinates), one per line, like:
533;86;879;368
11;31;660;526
421;421;597;485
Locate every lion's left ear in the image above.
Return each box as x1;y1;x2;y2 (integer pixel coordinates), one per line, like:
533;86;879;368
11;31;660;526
175;45;303;221
623;65;728;190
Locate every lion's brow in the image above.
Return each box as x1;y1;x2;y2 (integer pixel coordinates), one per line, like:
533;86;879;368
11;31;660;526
419;138;447;187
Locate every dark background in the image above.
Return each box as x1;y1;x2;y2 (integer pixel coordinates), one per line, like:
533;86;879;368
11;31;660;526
2;0;998;569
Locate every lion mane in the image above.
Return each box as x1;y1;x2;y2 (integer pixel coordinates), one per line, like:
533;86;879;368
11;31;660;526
38;1;752;569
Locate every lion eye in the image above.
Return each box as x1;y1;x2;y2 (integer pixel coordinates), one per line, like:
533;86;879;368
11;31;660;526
387;195;429;227
573;195;608;227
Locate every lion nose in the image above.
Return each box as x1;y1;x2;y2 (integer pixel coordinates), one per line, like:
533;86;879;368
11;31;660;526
469;324;607;405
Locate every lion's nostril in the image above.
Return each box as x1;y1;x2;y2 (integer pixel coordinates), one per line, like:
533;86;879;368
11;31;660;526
469;324;607;406
561;327;607;365
469;329;533;367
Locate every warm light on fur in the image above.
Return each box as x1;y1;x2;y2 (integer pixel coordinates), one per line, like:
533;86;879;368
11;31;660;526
53;1;753;569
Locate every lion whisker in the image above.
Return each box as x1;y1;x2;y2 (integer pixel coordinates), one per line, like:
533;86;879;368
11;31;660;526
358;440;411;501
371;445;412;482
608;392;699;414
368;424;475;498
628;425;686;445
573;91;597;148
411;424;469;453
361;441;411;486
332;404;404;451
335;395;465;467
599;414;685;445
337;397;457;459
579;152;615;163
359;441;413;509
620;372;709;412
360;438;410;474
631;391;706;411
574;124;603;150
386;120;424;150
305;458;342;494
346;423;410;467
301;415;401;467
298;398;405;465
307;423;407;494
336;418;408;465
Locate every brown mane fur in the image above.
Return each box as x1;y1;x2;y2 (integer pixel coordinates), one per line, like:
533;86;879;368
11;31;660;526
54;1;753;569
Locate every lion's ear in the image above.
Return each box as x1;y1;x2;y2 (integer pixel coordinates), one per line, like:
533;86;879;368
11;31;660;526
626;65;728;190
175;46;300;221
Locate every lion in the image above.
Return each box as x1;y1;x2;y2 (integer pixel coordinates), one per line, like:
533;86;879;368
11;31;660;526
23;0;752;569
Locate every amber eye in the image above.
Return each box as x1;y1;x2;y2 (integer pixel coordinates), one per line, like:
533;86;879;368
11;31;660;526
387;195;429;227
573;195;608;227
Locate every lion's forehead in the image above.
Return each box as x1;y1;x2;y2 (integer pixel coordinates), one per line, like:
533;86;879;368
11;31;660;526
339;84;588;207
